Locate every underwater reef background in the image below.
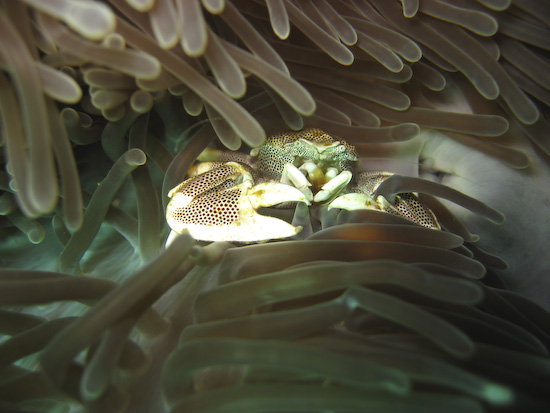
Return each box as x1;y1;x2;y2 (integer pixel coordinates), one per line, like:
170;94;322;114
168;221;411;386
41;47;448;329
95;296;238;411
1;0;550;412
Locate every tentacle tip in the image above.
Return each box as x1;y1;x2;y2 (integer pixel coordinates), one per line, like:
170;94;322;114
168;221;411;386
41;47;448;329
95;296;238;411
489;211;506;225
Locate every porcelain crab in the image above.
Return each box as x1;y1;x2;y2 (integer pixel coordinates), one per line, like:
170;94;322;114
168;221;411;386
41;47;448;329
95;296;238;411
166;128;439;244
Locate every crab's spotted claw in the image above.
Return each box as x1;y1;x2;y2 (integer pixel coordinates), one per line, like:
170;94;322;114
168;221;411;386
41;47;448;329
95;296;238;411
166;162;309;243
330;171;441;230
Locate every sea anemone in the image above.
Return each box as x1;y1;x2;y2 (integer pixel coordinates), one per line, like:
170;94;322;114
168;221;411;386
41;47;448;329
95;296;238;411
1;0;549;412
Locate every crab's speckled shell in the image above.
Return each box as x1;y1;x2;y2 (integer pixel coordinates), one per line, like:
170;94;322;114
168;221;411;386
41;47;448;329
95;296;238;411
255;128;358;179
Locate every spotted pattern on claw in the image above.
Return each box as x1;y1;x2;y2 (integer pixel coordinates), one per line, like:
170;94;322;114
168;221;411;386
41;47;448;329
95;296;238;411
168;163;244;200
166;162;255;233
354;171;440;230
168;187;242;226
